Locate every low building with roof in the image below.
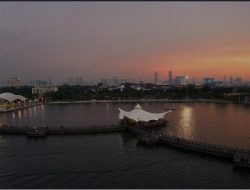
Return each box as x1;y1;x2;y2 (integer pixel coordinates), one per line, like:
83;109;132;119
119;104;172;128
0;92;27;103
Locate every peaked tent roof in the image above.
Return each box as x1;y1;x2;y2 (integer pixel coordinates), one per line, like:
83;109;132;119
0;92;27;102
119;104;171;122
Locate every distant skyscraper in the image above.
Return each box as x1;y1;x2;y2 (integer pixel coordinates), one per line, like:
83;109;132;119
229;77;233;86
100;78;108;86
8;77;21;87
76;77;83;86
68;77;76;86
154;72;158;84
168;71;173;85
235;77;242;86
175;76;186;85
67;77;83;86
204;77;215;86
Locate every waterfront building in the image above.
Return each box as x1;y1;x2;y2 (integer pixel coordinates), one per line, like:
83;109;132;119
0;92;27;103
0;92;27;111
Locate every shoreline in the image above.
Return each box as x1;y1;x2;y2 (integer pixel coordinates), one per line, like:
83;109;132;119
0;102;44;113
48;99;240;104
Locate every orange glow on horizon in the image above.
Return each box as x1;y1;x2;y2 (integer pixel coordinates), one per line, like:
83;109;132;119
127;34;250;82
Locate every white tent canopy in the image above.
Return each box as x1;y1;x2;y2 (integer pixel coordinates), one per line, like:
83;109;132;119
0;92;27;102
119;104;171;122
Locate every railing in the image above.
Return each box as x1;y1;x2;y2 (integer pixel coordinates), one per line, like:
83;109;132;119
0;124;124;135
126;126;250;158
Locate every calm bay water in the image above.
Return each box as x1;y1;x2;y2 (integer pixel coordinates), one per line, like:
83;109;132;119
1;102;250;188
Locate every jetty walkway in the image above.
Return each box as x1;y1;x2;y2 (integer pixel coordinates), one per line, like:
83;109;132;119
126;126;250;169
0;125;125;137
1;124;250;169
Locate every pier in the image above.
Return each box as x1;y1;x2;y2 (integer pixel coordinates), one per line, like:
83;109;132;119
1;124;250;169
126;126;250;169
0;125;125;137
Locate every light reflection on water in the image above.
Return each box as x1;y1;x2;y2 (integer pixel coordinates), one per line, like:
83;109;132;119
0;105;46;126
178;105;196;139
12;112;15;120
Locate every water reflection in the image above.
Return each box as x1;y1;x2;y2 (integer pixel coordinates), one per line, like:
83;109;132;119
18;110;21;118
32;106;37;118
105;102;110;112
23;109;27;119
12;112;15;119
178;105;196;139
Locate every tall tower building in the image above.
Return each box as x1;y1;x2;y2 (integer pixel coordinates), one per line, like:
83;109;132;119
154;72;158;84
168;71;173;85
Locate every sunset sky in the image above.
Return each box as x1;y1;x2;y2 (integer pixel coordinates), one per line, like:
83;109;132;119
1;2;250;85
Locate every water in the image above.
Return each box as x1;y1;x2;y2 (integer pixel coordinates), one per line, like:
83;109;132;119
1;102;250;188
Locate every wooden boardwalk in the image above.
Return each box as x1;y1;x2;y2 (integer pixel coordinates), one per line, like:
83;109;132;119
126;126;250;168
1;124;250;169
0;125;125;137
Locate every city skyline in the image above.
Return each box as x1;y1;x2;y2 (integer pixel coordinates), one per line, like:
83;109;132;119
5;71;247;87
1;2;250;85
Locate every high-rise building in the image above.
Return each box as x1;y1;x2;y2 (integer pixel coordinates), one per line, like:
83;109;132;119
100;78;108;86
67;77;83;86
112;77;118;86
235;77;242;86
76;77;83;86
32;79;58;95
168;71;173;85
175;76;186;85
68;77;77;86
8;77;21;87
204;77;215;86
154;72;158;84
192;76;195;85
229;77;233;86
